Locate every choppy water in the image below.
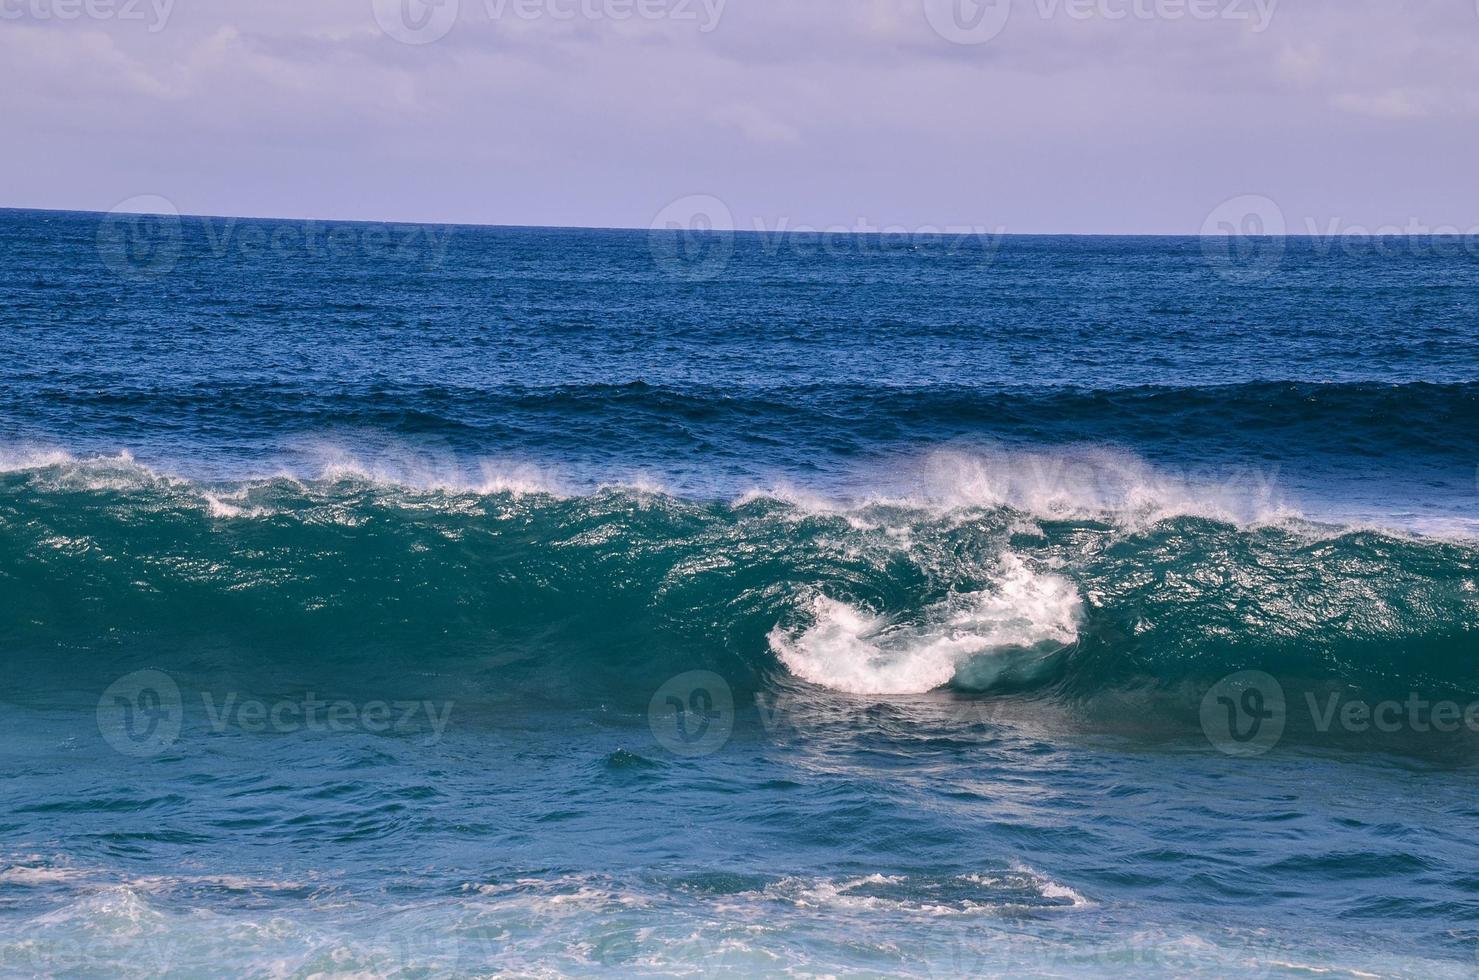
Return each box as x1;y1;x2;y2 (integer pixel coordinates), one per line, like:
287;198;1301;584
1;208;1477;976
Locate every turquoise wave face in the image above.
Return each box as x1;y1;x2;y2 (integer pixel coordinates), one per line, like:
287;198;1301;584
4;459;1474;712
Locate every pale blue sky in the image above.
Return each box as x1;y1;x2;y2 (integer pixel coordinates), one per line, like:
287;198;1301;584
3;0;1478;233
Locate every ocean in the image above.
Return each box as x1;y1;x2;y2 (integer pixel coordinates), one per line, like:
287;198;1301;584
0;207;1476;976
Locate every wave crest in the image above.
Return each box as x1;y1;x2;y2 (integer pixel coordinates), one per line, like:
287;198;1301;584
2;445;1475;704
768;555;1083;695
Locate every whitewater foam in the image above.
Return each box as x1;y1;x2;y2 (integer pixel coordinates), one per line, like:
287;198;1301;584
768;553;1083;695
750;868;1088;917
5;443;1474;553
896;448;1294;526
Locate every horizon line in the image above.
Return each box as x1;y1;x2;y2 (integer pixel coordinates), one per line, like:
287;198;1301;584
6;205;1476;239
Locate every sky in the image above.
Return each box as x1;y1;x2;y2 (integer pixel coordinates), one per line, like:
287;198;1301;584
3;0;1479;233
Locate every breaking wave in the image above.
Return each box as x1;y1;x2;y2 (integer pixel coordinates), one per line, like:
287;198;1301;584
1;447;1475;704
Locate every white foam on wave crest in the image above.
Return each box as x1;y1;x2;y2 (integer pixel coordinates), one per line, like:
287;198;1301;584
768;554;1083;695
912;448;1292;525
12;441;1473;544
297;439;573;498
0;444;76;473
0;441;579;511
731;446;1306;533
0;447;176;492
198;490;275;520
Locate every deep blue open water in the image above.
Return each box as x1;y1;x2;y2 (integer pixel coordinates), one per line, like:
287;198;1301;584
1;207;1477;976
